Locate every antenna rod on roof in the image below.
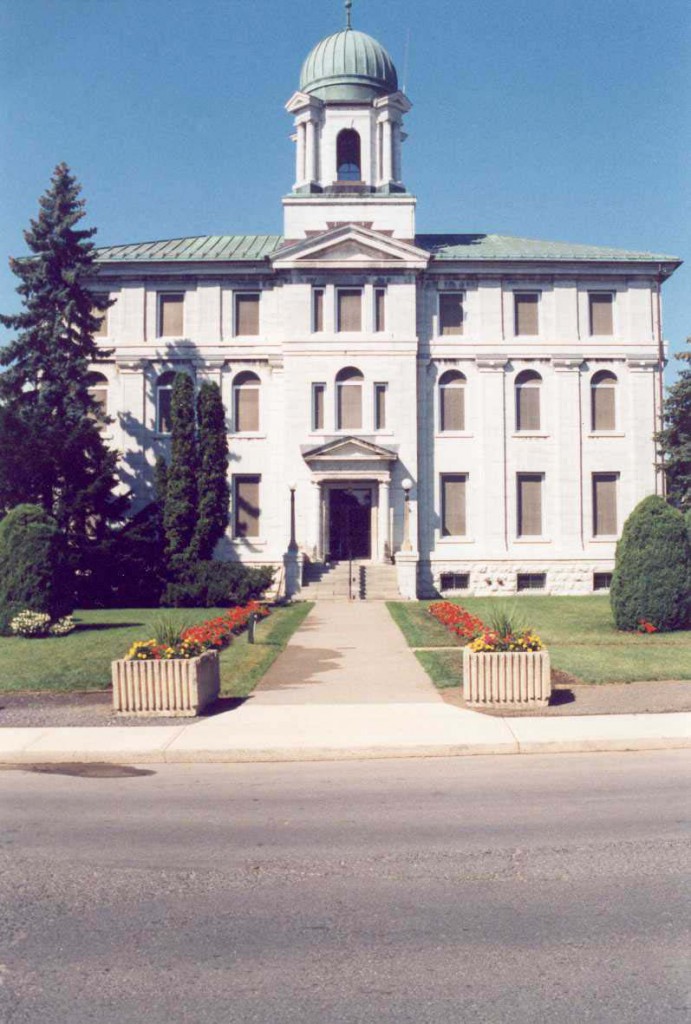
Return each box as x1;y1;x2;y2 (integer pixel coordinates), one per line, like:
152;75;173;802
402;27;411;94
345;0;352;30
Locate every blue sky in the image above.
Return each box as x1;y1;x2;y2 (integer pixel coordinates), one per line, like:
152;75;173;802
1;0;689;378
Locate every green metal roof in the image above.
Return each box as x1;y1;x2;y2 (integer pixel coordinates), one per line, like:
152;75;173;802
93;232;680;265
299;29;398;102
415;233;680;263
94;235;283;262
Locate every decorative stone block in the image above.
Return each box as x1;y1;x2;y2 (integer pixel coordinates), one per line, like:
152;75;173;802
462;648;551;707
112;651;220;716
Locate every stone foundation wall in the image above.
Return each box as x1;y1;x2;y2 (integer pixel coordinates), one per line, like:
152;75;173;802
419;560;615;598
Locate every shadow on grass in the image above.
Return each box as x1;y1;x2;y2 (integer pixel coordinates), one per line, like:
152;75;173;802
73;622;145;632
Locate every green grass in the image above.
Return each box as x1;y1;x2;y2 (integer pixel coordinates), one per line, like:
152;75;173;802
387;596;691;685
0;603;314;695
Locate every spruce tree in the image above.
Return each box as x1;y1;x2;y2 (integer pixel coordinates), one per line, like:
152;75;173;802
0;163;126;552
656;341;691;512
163;373;198;559
189;382;229;559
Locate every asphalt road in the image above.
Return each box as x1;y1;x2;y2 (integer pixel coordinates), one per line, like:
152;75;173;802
1;751;689;1024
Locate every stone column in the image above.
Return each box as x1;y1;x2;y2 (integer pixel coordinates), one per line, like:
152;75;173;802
311;480;322;561
553;357;585;557
296;122;306;185
305;119;316;184
378;479;390;562
392;122;402;181
476;357;508;552
383;120;393;183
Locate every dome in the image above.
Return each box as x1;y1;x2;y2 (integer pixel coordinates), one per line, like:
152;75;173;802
299;29;398;103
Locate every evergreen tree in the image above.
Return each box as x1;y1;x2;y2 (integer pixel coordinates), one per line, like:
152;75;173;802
610;495;691;631
656;340;691;511
154;455;168;506
189;382;229;559
163;373;198;559
0;163;126;551
0;504;73;634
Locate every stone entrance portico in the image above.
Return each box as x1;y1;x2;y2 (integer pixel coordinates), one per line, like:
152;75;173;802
302;436;397;563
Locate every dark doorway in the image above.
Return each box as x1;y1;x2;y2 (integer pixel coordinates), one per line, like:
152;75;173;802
328;487;371;560
336;129;361;181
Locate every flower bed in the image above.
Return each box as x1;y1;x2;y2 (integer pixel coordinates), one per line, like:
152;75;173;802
125;602;269;661
113;602;270;716
430;600;551;705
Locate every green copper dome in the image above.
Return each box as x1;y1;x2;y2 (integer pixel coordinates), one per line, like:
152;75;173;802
300;29;398;103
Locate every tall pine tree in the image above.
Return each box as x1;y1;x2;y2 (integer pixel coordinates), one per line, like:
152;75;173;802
163;373;198;559
657;340;691;512
0;163;126;554
189;382;230;560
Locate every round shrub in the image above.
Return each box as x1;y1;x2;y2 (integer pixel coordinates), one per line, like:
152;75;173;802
610;495;691;631
0;504;74;634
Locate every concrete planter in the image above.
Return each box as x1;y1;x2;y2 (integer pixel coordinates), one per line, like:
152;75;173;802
462;647;551;707
112;650;220;716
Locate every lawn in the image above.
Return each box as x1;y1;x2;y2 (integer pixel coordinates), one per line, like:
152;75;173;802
387;597;691;686
0;603;314;696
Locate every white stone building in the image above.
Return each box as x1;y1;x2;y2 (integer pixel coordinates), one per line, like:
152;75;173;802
87;15;681;599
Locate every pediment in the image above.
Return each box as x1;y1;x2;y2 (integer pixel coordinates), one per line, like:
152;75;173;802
303;436;398;463
271;225;430;270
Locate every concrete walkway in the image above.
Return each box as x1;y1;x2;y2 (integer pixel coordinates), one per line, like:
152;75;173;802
253;602;441;704
0;603;690;764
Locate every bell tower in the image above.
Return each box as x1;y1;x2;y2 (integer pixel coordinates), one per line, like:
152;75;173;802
283;2;415;239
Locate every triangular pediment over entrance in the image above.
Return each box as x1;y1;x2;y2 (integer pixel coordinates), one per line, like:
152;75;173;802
302;436;398;464
271;224;430;270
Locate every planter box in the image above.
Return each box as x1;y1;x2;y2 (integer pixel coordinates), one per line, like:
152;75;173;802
112;650;220;717
462;648;551;707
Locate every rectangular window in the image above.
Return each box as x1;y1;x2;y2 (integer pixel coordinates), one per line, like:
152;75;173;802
157;389;173;435
589;293;614;336
374;288;386;332
440;383;465;431
593;473;618;536
514;293;539;336
234;475;261;538
312;383;325;430
592;383;616;431
159;293;184;337
439;293;464;336
235;293;260;336
517;473;543;536
337;289;362;332
313;289;324;332
338;381;362;429
593;571;613;591
440;572;470;592
517;572;547;591
516;383;541;431
374;383;387;430
441;474;467;537
235;387;259;433
92;304;108;337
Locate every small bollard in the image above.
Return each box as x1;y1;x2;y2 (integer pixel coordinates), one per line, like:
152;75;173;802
247;611;257;644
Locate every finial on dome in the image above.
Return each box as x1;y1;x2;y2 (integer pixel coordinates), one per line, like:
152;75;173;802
345;0;352;30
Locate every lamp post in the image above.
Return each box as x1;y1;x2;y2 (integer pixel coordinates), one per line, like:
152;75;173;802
288;482;298;553
401;477;413;552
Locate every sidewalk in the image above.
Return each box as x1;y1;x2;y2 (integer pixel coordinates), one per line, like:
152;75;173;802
1;603;690;764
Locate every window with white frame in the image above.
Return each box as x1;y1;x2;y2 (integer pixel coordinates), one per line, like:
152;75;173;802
517;473;543;537
589;292;614;336
515;370;542;432
439;292;464;336
374;288;386;332
592;472;618;536
441;473;467;537
337;289;362;332
155;371;177;434
336;366;363;429
233;371;260;432
234;293;260;336
233;475;261;538
438;369;466;432
158;294;184;338
374;383;387;430
591;371;617;431
312;383;326;431
514;292;539;336
86;371;109;425
312;289;324;333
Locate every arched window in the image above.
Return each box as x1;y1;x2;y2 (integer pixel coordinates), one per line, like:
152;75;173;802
156;371;177;434
591;370;617;431
336;367;363;430
515;370;542;432
86;372;109;420
337;129;361;182
439;370;466;432
233;371;260;433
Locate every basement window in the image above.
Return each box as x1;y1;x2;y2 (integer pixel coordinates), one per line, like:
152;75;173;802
516;572;546;592
440;572;470;592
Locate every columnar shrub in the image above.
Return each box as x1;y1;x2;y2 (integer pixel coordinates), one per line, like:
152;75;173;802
0;504;73;634
610;495;691;631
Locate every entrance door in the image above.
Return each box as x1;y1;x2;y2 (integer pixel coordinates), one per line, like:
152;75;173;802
328;487;372;560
